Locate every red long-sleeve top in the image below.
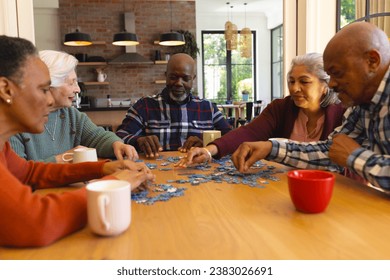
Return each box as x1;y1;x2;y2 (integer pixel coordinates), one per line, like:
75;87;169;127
0;142;108;247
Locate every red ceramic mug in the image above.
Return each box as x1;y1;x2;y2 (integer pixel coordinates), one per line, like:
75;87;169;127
287;170;335;213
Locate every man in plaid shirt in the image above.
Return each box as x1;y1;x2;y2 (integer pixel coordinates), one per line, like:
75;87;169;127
231;22;390;190
116;53;231;158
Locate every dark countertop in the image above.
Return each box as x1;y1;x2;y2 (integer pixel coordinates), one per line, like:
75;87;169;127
78;106;130;112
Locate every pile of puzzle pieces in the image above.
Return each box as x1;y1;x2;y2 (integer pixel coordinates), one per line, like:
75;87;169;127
132;155;286;205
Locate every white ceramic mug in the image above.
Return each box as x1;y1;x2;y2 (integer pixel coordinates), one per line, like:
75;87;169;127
62;147;98;163
86;180;131;236
203;130;222;147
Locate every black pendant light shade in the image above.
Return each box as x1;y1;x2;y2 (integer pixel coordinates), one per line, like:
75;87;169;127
159;32;185;46
159;2;185;46
112;31;139;46
64;29;92;46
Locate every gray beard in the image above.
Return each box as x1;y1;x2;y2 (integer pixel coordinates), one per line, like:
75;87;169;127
169;89;191;103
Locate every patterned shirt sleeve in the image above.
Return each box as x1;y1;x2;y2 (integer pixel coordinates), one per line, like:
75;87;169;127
116;99;147;148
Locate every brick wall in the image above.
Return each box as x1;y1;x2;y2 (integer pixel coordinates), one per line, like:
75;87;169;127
59;0;196;101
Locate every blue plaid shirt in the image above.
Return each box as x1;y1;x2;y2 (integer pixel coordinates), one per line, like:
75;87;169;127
268;67;390;190
116;88;231;151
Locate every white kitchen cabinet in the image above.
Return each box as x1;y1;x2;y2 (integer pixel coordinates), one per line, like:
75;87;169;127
0;0;35;43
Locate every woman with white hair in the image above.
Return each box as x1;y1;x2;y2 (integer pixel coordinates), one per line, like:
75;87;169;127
10;50;138;162
178;52;346;165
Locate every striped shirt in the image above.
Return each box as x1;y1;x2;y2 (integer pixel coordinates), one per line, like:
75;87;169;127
268;67;390;190
116;88;231;151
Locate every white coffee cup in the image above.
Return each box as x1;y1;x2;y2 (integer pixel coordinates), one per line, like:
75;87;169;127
203;130;222;147
62;147;98;163
86;180;131;236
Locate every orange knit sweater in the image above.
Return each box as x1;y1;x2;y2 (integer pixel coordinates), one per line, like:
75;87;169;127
0;142;107;247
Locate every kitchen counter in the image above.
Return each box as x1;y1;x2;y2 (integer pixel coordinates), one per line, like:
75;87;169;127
78;107;129;131
78;106;130;112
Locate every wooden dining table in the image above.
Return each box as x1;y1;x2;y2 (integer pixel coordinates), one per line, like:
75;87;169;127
1;151;390;260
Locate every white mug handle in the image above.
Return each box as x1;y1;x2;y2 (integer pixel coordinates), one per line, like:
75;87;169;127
61;152;74;162
97;195;110;231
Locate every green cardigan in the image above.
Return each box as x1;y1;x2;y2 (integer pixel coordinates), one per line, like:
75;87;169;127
10;107;122;162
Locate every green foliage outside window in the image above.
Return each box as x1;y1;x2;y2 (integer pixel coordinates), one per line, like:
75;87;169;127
202;32;254;104
340;0;356;28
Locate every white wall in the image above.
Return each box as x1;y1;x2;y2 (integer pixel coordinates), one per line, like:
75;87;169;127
33;7;60;51
196;9;276;105
33;0;58;8
32;0;60;51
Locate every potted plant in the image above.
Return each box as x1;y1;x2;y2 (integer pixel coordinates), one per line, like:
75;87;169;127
173;30;200;59
238;78;252;101
241;90;250;101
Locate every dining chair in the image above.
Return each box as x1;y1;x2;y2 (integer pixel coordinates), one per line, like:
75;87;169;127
254;100;263;117
237;102;253;127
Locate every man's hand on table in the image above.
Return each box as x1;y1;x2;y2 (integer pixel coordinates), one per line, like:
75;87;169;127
231;141;272;173
136;135;163;158
178;136;203;153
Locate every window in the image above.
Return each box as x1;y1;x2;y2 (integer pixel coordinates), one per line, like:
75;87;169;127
201;31;256;104
337;0;390;35
271;24;283;100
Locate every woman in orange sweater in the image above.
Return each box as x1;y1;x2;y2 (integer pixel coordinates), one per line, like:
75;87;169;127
0;35;155;247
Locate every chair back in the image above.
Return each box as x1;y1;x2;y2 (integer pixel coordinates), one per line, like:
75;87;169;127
245;102;253;122
254;100;263;117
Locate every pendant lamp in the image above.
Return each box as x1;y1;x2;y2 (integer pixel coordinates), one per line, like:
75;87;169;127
113;31;139;46
112;1;139;46
64;29;92;46
159;1;185;46
239;3;252;58
225;4;237;51
230;23;238;50
224;2;232;40
63;2;92;46
240;27;251;57
225;21;233;40
159;32;185;46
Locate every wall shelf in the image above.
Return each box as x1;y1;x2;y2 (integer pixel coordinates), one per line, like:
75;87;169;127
78;62;108;86
83;82;110;86
154;60;167;64
78;62;107;66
